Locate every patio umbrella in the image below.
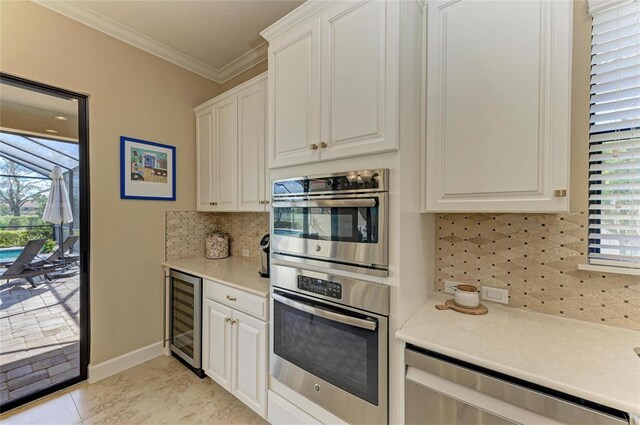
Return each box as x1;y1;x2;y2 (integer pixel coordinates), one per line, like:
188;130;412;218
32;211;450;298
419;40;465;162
42;166;73;262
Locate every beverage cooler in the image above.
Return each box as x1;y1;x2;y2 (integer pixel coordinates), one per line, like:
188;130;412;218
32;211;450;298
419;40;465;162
169;269;205;377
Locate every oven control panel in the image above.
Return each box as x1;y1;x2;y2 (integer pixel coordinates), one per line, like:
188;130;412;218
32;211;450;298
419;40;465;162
297;275;342;299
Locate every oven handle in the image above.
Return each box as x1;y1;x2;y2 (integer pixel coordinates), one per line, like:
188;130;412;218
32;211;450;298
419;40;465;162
272;293;377;331
271;198;376;209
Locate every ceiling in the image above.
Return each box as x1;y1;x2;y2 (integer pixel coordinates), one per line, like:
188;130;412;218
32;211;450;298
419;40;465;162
34;0;303;84
0;84;79;139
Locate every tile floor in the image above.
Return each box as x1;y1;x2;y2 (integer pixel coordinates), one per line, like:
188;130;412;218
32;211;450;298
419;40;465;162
1;274;80;403
0;355;268;425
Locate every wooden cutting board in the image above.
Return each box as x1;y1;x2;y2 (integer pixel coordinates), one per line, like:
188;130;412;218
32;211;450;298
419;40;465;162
435;299;488;315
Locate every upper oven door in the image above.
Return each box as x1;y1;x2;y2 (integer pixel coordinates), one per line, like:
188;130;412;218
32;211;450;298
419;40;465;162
271;289;386;407
271;193;388;267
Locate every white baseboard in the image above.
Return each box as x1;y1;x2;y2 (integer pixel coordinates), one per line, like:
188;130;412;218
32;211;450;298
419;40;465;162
88;341;165;383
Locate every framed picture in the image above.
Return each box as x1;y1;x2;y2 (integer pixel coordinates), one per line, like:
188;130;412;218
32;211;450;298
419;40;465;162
120;136;176;200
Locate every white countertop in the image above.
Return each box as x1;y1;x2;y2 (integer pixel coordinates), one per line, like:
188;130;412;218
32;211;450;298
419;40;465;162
396;294;640;416
162;256;269;297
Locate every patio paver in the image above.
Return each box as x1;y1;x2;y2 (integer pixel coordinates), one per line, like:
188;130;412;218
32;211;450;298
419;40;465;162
0;273;80;404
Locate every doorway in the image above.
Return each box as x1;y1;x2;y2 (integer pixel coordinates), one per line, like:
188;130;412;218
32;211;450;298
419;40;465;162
0;73;89;412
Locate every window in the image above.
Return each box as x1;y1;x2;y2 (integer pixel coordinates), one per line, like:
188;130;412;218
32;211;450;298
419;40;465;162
589;0;640;270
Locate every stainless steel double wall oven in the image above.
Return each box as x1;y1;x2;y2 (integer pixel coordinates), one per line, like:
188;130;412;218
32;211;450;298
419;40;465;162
270;170;390;425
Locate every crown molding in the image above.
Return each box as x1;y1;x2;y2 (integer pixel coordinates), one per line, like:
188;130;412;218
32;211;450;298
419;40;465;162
260;0;331;41
194;72;267;113
32;0;268;84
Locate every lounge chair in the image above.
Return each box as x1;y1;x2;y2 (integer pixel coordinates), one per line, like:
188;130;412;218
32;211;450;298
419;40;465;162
1;239;60;288
31;235;79;267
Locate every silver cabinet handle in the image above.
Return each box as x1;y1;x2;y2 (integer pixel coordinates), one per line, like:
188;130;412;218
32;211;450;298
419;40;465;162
272;198;376;209
226;295;237;301
163;271;168;348
272;293;377;331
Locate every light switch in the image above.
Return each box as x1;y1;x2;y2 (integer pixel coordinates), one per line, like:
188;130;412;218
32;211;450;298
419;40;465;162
481;286;509;304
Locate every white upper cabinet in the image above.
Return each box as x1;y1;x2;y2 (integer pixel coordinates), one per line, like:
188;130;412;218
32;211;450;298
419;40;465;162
261;0;399;169
238;82;268;211
268;18;321;168
423;0;572;212
213;96;238;211
196;108;214;211
320;1;397;161
195;73;269;212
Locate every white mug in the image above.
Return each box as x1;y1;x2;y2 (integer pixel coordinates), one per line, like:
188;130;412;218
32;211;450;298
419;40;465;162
454;284;480;308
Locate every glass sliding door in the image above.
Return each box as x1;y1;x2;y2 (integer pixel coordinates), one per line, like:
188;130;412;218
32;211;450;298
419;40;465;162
0;74;89;412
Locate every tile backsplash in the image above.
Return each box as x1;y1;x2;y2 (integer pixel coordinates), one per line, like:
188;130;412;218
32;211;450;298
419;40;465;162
436;212;640;331
166;211;269;261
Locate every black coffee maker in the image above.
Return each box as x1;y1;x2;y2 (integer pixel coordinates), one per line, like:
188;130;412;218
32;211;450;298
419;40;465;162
259;234;270;278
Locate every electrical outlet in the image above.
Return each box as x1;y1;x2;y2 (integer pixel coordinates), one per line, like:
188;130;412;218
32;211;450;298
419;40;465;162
444;280;459;295
481;286;509;304
241;249;250;257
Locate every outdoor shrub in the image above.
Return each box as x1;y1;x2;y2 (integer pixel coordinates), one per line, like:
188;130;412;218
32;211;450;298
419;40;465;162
0;215;48;227
0;228;55;252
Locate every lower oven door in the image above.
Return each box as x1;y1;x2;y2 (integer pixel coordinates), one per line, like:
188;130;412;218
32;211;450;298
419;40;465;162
270;289;388;425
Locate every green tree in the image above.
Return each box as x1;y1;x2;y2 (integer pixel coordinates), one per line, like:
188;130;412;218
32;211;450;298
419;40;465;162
0;159;49;216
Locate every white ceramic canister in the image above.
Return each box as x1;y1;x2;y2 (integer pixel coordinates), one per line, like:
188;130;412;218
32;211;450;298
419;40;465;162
454;284;480;308
206;232;229;259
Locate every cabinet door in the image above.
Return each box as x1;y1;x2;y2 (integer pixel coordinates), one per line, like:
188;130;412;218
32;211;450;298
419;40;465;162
203;299;232;389
424;0;571;212
320;1;398;161
212;96;238;211
196;107;215;211
268;18;321;168
238;80;267;211
231;309;268;417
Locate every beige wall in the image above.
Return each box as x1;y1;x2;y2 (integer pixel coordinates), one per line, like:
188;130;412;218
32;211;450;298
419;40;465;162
0;1;265;364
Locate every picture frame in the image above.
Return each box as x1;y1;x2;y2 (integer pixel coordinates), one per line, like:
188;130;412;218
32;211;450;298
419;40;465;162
120;136;176;201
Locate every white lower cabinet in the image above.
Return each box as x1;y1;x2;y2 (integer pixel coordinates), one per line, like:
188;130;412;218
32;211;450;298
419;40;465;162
203;285;268;418
268;390;322;425
203;299;232;388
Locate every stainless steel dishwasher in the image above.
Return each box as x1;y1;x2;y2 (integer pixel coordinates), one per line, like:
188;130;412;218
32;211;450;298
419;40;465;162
405;346;629;425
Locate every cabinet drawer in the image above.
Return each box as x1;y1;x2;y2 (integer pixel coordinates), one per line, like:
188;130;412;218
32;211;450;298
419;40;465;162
204;279;267;320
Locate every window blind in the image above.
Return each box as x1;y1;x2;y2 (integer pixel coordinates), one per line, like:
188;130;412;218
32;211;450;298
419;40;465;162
589;0;640;269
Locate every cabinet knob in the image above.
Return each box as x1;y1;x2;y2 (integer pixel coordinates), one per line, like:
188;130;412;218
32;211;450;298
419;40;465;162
310;143;318;150
264;200;270;204
224;317;231;323
230;319;238;325
319;142;327;149
553;189;567;198
226;295;237;301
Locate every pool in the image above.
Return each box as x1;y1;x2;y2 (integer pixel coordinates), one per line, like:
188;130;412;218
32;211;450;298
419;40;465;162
0;247;23;263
